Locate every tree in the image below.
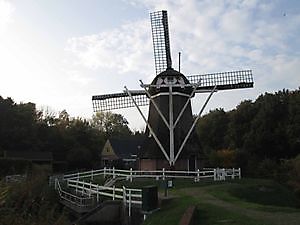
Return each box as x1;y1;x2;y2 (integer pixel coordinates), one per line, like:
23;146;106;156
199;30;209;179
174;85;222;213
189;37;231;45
0;97;39;152
91;112;132;138
227;100;256;149
209;149;237;168
196;108;229;154
244;90;290;159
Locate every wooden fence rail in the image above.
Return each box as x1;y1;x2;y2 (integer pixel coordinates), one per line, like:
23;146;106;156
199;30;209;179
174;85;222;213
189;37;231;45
54;167;241;216
63;167;241;182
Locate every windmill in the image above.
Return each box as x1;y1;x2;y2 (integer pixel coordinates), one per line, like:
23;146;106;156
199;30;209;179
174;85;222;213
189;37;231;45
92;10;253;170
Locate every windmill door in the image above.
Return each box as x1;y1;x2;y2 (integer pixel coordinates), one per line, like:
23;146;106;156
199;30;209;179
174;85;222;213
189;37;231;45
188;155;196;171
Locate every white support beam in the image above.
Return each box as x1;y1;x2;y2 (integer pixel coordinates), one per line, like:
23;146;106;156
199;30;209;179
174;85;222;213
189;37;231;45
174;85;217;163
124;86;170;162
174;80;201;128
140;80;170;129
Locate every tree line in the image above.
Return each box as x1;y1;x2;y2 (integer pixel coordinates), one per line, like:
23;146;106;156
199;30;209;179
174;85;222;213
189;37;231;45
1;88;299;176
196;88;300;181
0;96;133;171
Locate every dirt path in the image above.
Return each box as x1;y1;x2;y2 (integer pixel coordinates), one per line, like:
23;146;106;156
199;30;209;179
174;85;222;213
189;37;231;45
180;188;300;225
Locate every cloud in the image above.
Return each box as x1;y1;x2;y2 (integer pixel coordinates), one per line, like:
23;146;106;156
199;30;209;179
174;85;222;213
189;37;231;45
65;19;153;76
0;0;14;35
65;0;300;128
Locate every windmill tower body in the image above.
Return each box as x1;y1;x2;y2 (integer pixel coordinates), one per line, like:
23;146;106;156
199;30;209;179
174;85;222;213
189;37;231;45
140;68;201;170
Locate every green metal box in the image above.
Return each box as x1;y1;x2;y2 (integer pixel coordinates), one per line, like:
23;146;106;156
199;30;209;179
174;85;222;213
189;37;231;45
142;185;158;212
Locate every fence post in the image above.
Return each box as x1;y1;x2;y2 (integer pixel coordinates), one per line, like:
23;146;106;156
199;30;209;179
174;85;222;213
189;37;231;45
213;169;217;181
129;189;132;217
197;169;200;182
222;168;225;181
232;168;235;179
82;181;85;195
76;180;78;193
54;179;58;190
162;168;165;180
123;186;126;206
130;168;133;182
104;167;106;178
97;184;99;202
113;167;116;179
91;169;94;180
89;181;92;197
77;171;79;180
238;168;241;179
113;185;115;200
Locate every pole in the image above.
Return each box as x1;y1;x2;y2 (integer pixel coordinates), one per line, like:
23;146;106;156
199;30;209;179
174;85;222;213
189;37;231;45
178;52;181;72
169;85;174;165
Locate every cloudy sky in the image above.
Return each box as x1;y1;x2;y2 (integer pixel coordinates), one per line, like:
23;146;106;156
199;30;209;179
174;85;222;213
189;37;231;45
1;0;299;130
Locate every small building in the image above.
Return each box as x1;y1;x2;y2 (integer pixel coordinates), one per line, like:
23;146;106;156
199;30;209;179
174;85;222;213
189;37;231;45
4;150;53;165
3;150;54;173
101;137;144;169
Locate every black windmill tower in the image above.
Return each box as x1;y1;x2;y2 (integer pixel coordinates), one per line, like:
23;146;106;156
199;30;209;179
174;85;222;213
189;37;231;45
92;10;254;170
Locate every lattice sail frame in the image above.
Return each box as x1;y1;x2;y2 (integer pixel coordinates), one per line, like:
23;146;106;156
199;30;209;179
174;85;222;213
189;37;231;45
150;10;172;75
92;91;148;111
188;70;253;90
92;70;253;112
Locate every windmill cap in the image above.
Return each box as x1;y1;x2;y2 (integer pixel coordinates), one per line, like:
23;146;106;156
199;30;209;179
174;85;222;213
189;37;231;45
152;68;190;85
150;68;193;95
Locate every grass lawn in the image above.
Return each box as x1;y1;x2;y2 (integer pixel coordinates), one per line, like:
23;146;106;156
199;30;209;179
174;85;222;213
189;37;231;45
115;178;300;225
207;179;300;212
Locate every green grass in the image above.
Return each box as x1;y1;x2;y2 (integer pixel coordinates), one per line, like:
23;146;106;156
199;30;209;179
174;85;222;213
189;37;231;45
116;177;221;190
88;176;300;224
143;195;197;225
137;178;300;225
195;202;261;225
143;194;261;225
207;179;300;211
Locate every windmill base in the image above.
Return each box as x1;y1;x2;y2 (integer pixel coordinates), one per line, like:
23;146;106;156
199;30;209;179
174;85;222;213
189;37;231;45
139;158;204;171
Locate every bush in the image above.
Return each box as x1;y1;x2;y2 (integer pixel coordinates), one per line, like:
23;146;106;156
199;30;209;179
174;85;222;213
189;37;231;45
0;158;32;177
288;154;300;197
257;159;278;178
2;167;70;225
209;149;237;168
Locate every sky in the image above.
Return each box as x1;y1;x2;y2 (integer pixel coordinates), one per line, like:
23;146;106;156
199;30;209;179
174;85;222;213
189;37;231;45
0;0;300;131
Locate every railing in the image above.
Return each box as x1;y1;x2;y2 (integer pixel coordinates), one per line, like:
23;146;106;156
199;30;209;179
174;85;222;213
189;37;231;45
57;178;142;216
55;179;95;209
5;174;27;183
65;179;142;206
54;167;241;216
63;167;241;182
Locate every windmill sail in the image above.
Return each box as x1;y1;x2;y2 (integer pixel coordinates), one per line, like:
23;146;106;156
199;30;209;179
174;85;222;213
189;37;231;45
150;10;172;75
187;70;254;91
92;91;148;111
91;10;255;170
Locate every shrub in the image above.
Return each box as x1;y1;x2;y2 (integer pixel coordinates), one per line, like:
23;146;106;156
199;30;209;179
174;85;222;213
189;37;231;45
0;158;32;177
288;154;300;197
209;149;237;168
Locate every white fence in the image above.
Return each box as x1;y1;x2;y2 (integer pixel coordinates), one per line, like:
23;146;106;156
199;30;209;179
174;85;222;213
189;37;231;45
55;178;142;216
66;179;142;206
56;167;240;215
63;167;241;182
5;174;27;183
55;179;95;209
